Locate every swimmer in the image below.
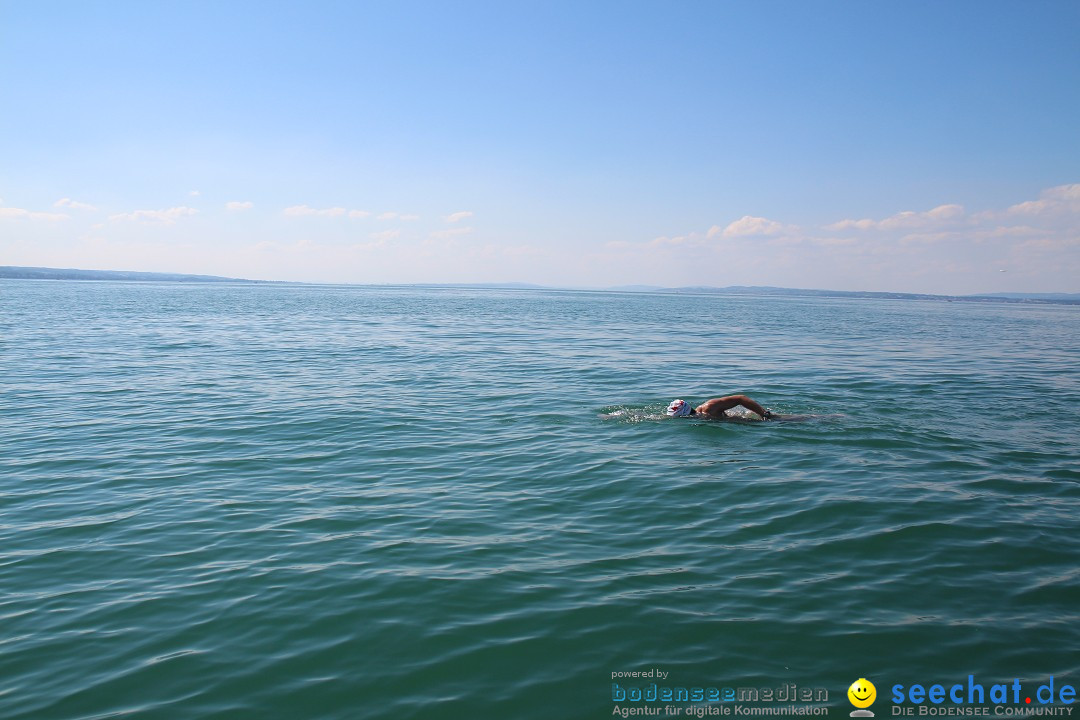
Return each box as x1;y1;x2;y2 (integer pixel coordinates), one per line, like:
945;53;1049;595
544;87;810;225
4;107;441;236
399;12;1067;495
666;395;774;420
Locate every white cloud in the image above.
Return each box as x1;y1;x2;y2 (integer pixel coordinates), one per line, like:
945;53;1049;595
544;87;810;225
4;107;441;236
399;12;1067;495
226;201;254;211
352;238;389;250
713;215;786;238
879;204;964;230
824;218;876;231
53;198;97;212
827;204;965;232
878;211;922;230
649;232;709;248
651;235;687;246
1006;183;1080;216
811;236;859;247
595;182;1079;294
109;206;198;224
12;182;1077;293
400;214;420;221
377;212;398;220
445;211;473;223
0;206;68;221
284;205;346;217
927;203;964;220
283;205;378;219
189;190;201;197
284;205;378;219
429;226;473;240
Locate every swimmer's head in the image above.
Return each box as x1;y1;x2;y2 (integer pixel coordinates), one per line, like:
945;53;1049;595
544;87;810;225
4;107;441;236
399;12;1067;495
666;399;693;417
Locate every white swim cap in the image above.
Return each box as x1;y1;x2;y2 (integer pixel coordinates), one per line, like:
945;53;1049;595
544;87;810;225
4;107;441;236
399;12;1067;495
666;399;692;417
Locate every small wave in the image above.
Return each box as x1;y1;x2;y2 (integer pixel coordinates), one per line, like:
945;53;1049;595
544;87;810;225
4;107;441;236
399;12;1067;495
598;405;666;423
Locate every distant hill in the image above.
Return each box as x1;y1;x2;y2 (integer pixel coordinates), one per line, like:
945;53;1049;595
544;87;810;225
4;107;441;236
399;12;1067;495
973;292;1080;301
654;285;1080;305
0;266;262;283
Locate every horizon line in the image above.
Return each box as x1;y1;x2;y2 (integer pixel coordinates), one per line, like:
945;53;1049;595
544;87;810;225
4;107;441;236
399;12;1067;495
2;265;1078;305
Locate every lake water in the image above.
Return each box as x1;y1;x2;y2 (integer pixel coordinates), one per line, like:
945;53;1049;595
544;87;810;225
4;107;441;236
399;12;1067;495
2;281;1078;719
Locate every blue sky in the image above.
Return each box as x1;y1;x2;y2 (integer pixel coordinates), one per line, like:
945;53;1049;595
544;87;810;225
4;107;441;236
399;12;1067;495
2;1;1078;292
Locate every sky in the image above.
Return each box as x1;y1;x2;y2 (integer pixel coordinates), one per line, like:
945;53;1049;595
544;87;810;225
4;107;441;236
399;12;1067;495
1;0;1078;293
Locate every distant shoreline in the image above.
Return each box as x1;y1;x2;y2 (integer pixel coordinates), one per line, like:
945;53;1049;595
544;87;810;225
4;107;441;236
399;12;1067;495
2;265;1077;305
0;266;267;284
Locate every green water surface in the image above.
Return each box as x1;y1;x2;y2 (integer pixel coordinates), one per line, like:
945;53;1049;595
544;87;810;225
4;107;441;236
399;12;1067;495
2;281;1078;719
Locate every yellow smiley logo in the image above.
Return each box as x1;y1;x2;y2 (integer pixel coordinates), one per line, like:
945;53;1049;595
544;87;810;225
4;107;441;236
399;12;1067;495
848;678;876;709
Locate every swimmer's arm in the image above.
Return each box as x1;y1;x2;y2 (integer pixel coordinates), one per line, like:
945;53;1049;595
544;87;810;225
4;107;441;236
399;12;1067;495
701;395;771;419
